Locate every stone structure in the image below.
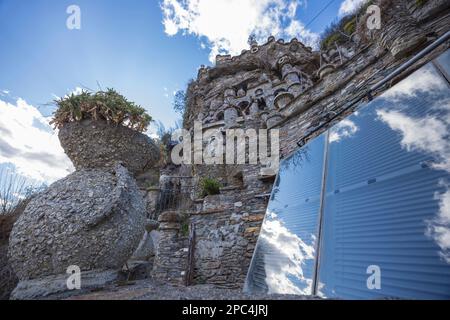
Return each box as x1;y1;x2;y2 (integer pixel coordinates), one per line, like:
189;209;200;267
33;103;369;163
151;0;450;289
151;211;189;285
4;0;448;299
59;119;159;176
7;118;159;299
8;165;146;281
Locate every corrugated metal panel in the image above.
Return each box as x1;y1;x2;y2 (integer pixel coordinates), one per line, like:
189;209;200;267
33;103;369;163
245;51;450;299
244;135;325;295
318;62;450;299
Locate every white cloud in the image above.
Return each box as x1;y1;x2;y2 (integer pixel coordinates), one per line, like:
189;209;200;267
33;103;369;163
161;0;319;63
259;210;316;295
377;96;450;264
338;0;369;16
0;98;74;183
382;65;447;102
330;118;358;143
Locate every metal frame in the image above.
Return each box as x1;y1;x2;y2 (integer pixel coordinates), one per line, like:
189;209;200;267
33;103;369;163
311;130;330;295
244;33;450;296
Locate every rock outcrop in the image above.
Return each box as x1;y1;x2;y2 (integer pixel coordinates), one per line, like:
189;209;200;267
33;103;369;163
59;119;159;176
9;165;146;281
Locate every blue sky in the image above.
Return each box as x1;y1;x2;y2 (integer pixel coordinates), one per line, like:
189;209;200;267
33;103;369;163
0;0;366;185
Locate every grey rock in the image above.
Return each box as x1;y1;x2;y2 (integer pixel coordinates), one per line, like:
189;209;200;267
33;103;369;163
8;165;146;281
125;261;153;281
11;269;123;300
130;230;155;261
59;119;160;176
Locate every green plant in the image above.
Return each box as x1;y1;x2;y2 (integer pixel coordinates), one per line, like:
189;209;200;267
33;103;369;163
416;0;428;7
200;178;221;197
50;88;152;133
343;17;357;35
321;32;343;50
181;221;189;237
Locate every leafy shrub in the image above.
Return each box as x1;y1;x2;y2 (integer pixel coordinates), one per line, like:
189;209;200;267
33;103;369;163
181;220;190;237
50;88;152;133
200;178;221;197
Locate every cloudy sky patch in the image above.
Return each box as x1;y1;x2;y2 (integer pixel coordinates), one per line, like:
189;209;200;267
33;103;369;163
0;98;74;183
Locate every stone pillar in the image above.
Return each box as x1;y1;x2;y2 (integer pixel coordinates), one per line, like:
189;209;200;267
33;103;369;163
273;92;294;110
281;63;300;83
151;211;188;285
224;88;236;101
281;61;302;95
224;104;239;128
249;100;260;116
265;94;276;111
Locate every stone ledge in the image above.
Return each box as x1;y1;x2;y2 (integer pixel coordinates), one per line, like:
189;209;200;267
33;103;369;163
254;193;271;198
242;214;265;222
11;269;123;300
158;211;180;223
191;208;227;216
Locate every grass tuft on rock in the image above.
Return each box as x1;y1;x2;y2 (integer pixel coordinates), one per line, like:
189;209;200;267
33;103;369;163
200;178;221;197
50;88;152;133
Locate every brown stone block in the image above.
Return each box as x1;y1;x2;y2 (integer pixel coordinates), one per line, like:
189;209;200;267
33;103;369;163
243;214;265;222
244;226;260;235
158;211;180;223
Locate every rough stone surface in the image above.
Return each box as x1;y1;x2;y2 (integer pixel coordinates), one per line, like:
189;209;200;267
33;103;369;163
154;0;450;291
190;184;268;289
152;211;189;285
8;165;146;281
64;279;321;300
59;119;159;176
130;230;155;262
11;269;123;300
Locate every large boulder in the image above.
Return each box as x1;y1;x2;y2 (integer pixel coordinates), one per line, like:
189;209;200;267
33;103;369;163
58;119;160;176
8;165;146;281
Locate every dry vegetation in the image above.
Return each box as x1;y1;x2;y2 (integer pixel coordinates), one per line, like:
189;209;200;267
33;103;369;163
50;88;152;133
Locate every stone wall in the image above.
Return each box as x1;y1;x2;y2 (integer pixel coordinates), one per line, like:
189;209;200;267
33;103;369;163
151;211;189;285
160;0;450;290
190;185;268;288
